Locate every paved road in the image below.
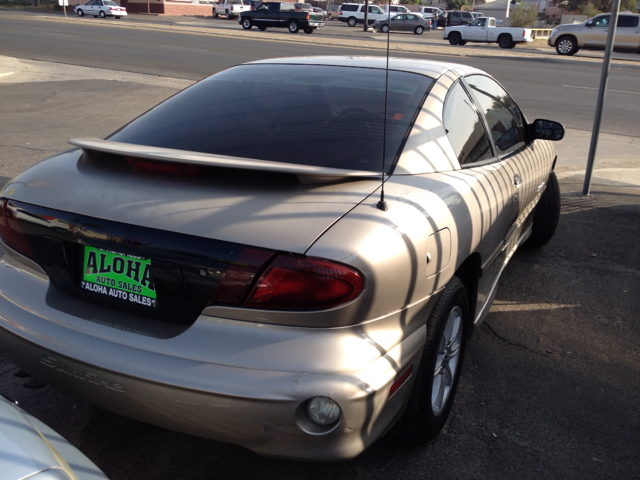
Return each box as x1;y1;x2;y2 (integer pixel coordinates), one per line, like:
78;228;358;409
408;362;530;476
1;10;639;140
0;12;639;480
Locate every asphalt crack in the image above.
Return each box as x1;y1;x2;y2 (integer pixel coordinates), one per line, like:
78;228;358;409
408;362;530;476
483;321;555;360
0;144;50;152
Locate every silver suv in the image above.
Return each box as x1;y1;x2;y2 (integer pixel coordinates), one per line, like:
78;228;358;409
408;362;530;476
548;13;640;55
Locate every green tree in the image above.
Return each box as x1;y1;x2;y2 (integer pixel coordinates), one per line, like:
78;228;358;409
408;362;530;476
509;3;538;27
446;0;470;10
562;0;637;14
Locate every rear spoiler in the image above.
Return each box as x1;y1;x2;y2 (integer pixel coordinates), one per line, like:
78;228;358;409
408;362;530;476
69;138;380;185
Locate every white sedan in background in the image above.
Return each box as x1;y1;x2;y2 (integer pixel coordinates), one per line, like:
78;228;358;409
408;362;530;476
75;0;127;18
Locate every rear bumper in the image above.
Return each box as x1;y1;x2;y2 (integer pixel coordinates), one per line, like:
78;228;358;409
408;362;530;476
0;243;425;460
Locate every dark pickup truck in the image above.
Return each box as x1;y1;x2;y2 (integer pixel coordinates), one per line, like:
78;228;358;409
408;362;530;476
239;2;324;33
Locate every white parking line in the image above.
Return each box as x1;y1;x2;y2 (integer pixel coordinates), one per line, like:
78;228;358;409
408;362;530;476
43;33;78;37
160;45;209;52
562;84;640;95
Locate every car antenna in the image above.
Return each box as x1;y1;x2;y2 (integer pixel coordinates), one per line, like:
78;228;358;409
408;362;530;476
376;5;392;212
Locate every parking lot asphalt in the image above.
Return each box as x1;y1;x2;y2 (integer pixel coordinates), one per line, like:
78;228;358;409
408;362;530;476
0;51;638;478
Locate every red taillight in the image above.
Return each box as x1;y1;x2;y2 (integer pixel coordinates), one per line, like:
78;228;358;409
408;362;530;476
110;7;116;10
0;199;34;258
209;248;275;305
125;157;206;177
388;365;413;398
230;5;233;10
245;255;363;311
306;12;310;20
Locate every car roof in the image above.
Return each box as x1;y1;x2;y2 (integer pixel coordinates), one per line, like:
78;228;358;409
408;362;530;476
247;56;481;80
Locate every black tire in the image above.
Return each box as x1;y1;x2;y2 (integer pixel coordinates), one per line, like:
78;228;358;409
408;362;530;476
381;24;389;33
288;20;299;33
459;40;467;45
304;28;313;34
114;16;121;19
525;171;561;248
225;9;232;19
448;31;461;45
241;17;252;29
347;16;357;27
99;10;106;18
93;15;98;17
76;8;84;16
213;10;218;18
507;41;516;49
498;34;513;49
414;25;424;35
555;35;578;55
258;25;266;31
393;277;469;444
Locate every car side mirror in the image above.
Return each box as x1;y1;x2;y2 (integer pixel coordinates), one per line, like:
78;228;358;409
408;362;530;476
531;119;565;141
586;20;593;26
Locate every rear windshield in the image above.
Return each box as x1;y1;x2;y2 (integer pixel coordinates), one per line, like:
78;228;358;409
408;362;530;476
109;64;433;174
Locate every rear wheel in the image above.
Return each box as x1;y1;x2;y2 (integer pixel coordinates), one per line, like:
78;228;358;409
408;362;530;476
304;28;314;34
498;34;513;49
393;277;469;444
288;20;300;33
114;16;121;18
99;10;106;18
242;18;252;29
555;36;578;55
225;9;232;19
347;16;357;27
381;24;389;33
525;171;561;248
258;25;266;31
448;31;461;45
414;25;424;35
76;8;84;16
213;10;218;18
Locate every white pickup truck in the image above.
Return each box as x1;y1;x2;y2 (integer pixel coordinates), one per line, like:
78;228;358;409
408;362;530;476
444;17;533;49
212;0;251;20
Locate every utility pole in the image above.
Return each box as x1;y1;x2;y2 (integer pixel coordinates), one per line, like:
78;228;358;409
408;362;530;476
583;0;620;195
363;0;369;32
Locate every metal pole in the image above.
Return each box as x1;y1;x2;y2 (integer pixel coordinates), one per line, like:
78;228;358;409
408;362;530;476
505;0;510;26
363;0;369;32
583;0;620;196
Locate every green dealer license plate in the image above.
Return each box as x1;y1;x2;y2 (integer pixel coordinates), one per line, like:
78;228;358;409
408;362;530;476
81;246;157;308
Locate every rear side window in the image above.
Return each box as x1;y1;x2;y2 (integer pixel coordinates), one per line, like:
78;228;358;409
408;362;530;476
443;81;492;166
341;4;357;11
618;15;639;27
466;74;526;155
110;65;434;174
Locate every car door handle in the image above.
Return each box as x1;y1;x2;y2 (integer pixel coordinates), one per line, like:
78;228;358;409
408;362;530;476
514;175;522;188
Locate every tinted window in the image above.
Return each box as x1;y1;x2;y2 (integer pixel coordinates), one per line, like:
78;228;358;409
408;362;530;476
618;15;639;27
443;82;492;166
341;4;357;11
407;14;417;20
110;65;434;174
466;75;525;155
